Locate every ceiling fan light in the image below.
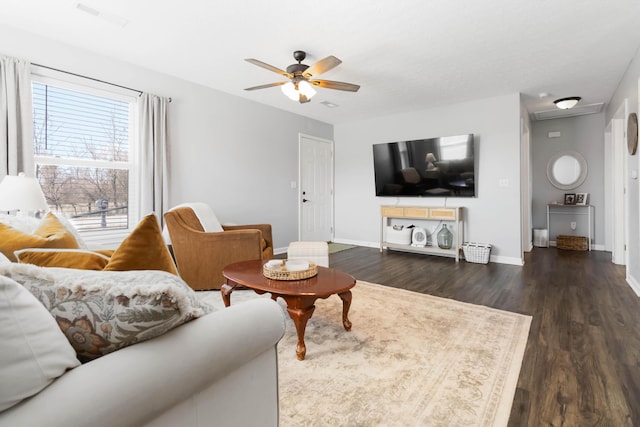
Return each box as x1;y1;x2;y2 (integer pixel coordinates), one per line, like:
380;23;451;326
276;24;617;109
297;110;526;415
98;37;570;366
298;80;317;99
554;97;581;109
281;82;299;101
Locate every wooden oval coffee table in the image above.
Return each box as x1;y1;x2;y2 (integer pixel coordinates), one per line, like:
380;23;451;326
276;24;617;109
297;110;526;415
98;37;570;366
222;259;356;360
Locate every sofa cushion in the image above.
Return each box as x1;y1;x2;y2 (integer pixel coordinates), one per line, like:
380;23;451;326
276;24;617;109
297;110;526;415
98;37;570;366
0;212;88;249
0;274;81;411
103;214;178;275
15;248;112;270
1;263;214;362
0;213;80;261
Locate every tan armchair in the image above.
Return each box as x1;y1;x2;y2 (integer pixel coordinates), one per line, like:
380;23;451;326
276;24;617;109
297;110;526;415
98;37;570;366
164;205;273;290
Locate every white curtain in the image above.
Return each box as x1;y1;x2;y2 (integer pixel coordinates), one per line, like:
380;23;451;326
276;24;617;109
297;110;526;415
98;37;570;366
139;93;170;224
0;55;34;179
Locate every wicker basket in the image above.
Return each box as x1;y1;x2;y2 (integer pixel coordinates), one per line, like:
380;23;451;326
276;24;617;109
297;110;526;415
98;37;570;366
461;242;492;264
263;261;318;280
556;235;588;251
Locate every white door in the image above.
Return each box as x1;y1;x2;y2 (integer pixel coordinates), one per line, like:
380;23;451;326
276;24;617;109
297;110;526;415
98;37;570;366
608;101;627;265
299;134;333;241
520;119;532;254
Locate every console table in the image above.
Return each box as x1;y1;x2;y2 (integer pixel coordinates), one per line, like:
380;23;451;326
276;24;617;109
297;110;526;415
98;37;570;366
546;204;593;251
380;205;463;261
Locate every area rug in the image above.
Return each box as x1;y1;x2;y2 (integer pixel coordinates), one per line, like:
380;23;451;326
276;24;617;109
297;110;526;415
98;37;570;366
328;242;356;254
200;281;531;427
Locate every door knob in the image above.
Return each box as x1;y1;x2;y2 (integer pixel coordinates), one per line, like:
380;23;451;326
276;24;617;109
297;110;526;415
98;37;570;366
302;198;309;203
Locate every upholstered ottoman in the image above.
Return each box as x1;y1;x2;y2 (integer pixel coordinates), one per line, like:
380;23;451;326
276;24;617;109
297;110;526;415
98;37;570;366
287;241;329;267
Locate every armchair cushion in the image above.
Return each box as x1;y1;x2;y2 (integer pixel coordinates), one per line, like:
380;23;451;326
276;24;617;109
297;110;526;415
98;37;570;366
0;274;80;412
1;263;214;362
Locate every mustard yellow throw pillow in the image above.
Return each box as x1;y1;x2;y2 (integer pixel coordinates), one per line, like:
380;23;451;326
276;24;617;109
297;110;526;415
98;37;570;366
15;249;111;270
0;213;79;262
103;214;178;275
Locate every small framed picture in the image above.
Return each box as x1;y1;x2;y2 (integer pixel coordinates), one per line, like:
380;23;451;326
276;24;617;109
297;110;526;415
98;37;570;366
575;192;589;205
564;193;576;205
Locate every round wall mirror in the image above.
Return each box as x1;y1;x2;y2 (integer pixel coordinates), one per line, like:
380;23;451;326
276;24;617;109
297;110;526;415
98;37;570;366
546;150;587;190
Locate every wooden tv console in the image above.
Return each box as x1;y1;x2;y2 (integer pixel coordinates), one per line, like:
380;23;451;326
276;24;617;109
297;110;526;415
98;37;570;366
380;205;463;261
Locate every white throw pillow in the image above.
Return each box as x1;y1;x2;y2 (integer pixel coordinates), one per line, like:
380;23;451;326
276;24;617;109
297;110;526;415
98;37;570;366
0;252;10;266
0;213;39;234
0;274;81;412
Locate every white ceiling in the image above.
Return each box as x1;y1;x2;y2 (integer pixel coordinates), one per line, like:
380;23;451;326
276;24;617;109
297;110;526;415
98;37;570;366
1;0;639;124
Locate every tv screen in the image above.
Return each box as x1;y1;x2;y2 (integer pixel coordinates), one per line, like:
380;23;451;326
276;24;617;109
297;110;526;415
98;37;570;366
372;134;476;197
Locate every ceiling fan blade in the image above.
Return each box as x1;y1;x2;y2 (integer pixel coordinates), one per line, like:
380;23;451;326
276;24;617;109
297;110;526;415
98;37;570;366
303;56;342;78
245;58;292;78
244;81;287;91
310;79;360;92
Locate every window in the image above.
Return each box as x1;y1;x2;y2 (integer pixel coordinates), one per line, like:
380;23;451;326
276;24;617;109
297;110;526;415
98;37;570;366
32;69;139;240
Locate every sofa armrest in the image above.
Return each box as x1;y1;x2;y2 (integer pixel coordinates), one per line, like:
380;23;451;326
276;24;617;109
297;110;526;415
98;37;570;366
1;298;286;427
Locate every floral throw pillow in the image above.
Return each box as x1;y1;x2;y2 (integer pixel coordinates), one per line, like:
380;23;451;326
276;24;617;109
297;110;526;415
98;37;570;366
0;264;214;362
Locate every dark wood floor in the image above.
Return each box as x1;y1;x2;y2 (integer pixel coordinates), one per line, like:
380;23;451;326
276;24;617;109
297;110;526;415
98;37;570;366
328;245;640;427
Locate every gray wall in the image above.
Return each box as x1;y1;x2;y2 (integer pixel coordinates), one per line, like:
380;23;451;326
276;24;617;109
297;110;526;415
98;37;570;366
531;114;605;247
333;93;524;265
0;24;333;253
607;46;640;294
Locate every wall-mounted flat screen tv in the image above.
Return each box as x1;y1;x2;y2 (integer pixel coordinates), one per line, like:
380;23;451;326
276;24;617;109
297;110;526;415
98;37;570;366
372;134;476;197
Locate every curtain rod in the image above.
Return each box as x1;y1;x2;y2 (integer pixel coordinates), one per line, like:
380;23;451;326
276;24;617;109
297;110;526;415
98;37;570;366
32;63;172;102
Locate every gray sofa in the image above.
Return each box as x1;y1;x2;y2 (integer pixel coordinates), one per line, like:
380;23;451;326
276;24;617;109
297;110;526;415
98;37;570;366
0;298;286;427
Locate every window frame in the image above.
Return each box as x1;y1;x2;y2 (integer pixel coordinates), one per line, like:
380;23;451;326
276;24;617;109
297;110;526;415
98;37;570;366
31;66;141;245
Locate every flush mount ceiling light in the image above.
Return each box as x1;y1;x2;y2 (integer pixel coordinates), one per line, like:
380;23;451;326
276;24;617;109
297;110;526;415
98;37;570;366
554;97;581;109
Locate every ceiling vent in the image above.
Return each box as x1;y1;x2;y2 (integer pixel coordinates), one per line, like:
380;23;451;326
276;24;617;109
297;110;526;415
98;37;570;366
532;103;605;121
75;3;129;27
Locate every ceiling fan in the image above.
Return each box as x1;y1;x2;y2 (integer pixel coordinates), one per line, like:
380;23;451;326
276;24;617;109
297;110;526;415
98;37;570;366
244;50;360;104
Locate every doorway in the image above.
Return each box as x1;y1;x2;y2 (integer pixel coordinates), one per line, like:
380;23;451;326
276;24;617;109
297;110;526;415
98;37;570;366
299;134;334;242
606;100;627;265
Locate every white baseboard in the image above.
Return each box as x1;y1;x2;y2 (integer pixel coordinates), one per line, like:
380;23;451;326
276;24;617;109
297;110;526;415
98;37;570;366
491;255;524;266
331;238;379;249
627;274;640;297
274;246;288;255
333;238;525;266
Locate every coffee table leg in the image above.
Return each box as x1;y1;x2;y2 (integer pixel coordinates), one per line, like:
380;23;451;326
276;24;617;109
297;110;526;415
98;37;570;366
220;282;235;307
338;291;353;331
287;305;316;360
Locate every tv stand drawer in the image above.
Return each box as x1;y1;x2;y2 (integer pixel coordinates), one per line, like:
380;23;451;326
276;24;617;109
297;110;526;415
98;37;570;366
380;206;405;217
404;207;429;218
429;208;457;220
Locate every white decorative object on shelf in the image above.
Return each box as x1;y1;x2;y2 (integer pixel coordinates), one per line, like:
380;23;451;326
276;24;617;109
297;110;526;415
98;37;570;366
411;227;427;247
